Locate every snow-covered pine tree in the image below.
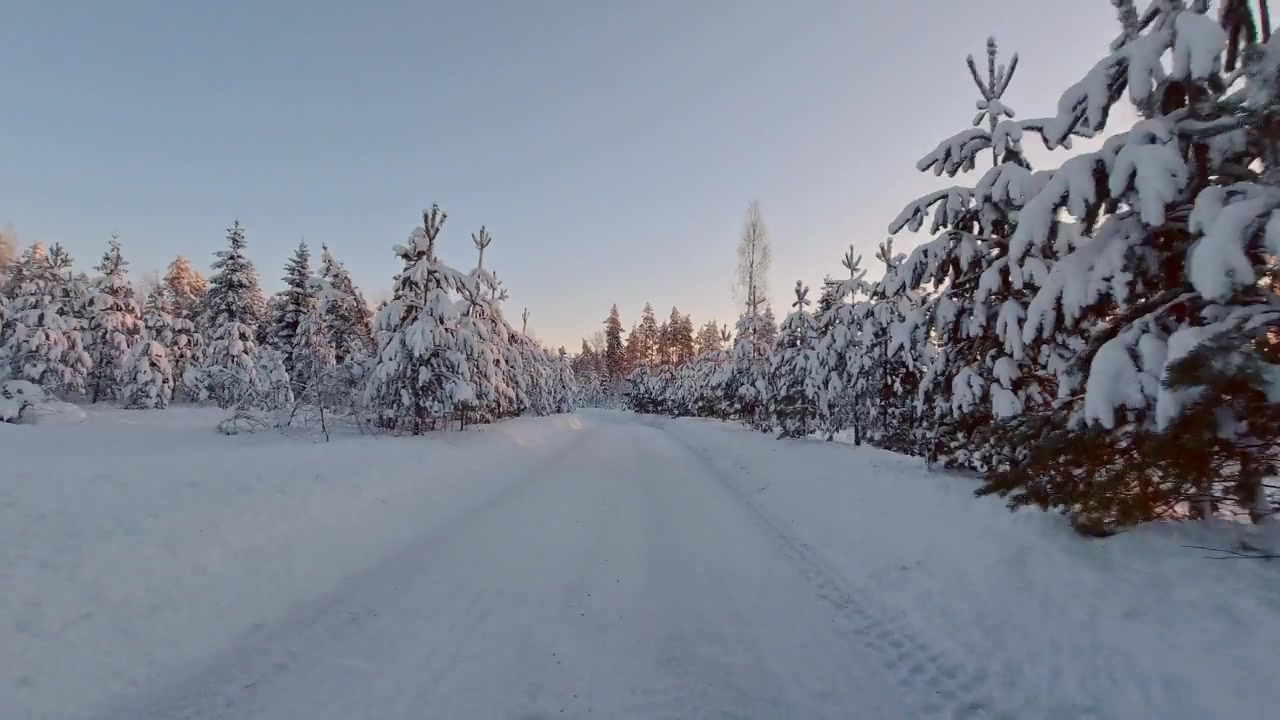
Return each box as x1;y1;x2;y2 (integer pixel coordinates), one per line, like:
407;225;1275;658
457;227;516;423
160;256;207;400
0;228;15;292
759;305;779;348
855;239;924;454
656;318;673;366
623;322;642;373
2;242;92;397
86;237;143;403
164;256;207;322
603;304;626;388
976;1;1280;532
636;303;660;366
270;240;318;387
724;310;769;429
366;205;475;432
768;281;820;437
884;37;1066;470
667;308;695;364
812;246;875;442
695;319;724;355
196;222;269;408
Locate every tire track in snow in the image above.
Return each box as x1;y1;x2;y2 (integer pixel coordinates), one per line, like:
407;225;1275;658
88;425;600;720
662;424;1013;720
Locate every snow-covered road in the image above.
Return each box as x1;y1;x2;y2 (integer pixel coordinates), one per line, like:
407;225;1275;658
97;412;935;720
6;408;1278;719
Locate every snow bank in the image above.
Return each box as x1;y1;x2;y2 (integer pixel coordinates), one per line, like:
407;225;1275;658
0;407;587;720
668;417;1280;720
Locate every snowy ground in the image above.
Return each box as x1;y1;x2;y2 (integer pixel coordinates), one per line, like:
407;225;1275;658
2;408;1277;720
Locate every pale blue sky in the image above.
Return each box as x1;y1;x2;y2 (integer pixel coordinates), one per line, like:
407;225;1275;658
2;0;1121;349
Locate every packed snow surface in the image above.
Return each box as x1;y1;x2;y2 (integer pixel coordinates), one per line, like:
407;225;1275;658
3;408;1278;719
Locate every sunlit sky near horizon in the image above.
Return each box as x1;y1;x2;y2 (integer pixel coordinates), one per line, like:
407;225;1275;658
2;0;1126;349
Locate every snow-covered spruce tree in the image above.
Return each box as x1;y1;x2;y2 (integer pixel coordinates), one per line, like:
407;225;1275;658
203;221;267;349
885;38;1070;469
125;285;178;409
2;242;92;397
975;1;1280;532
142;286;174;347
366;205;475;433
318;244;375;366
269;240;318;387
768;281;820;437
50;245;96;397
121;337;174;409
290;277;337;411
86;238;143;403
195;222;269;408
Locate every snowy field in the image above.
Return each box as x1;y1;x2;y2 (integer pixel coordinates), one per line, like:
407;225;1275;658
2;408;1278;720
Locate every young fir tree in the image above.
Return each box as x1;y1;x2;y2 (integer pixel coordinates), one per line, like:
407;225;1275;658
270;240;317;386
769;281;820;437
2;242;92;396
366;205;475;432
198;222;269;408
86;238;143;403
974;1;1280;532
